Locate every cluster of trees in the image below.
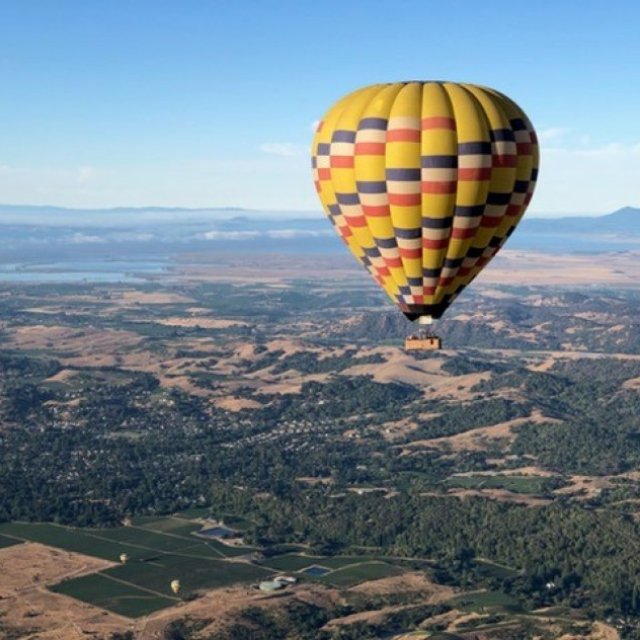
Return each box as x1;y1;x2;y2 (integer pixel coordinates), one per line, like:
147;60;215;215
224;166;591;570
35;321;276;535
207;484;640;619
10;280;640;627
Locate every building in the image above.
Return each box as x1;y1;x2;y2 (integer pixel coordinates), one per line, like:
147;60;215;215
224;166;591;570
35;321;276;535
259;580;285;592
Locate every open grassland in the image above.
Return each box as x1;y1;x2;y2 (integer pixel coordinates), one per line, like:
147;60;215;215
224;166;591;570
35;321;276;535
319;561;402;587
0;518;257;564
50;572;176;617
260;553;404;587
449;589;523;613
102;554;271;595
0;522;149;561
0;519;270;617
0;533;22;549
260;553;379;572
444;474;553;494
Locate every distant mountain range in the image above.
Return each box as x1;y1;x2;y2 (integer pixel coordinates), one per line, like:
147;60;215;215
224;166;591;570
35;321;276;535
0;204;317;227
1;203;638;231
0;204;639;260
520;207;640;234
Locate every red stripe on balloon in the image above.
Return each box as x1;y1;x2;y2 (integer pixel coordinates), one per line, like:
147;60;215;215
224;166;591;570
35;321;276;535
387;129;420;142
362;204;390;217
388;193;421;206
451;227;477;239
458;167;491;180
421;117;456;130
421;181;456;194
355;142;385;155
345;215;367;227
330;156;354;168
422;238;449;249
399;248;421;259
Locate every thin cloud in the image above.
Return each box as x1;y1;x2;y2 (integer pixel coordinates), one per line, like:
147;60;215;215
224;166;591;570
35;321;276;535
259;142;298;157
201;230;262;240
538;127;571;143
67;232;105;244
266;229;331;239
200;228;332;241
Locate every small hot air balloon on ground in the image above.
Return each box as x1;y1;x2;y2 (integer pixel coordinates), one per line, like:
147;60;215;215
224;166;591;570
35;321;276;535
311;82;539;349
119;553;128;564
170;579;181;595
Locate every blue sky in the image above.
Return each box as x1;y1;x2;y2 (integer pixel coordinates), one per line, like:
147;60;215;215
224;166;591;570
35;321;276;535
2;0;640;215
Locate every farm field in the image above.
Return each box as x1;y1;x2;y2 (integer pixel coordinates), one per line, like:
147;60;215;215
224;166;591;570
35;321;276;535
449;589;523;613
0;518;274;617
0;533;22;549
318;561;402;587
100;554;271;597
444;474;555;494
260;553;384;572
50;573;176;618
0;522;149;561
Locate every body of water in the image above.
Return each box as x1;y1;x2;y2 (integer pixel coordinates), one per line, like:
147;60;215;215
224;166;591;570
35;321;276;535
0;260;171;283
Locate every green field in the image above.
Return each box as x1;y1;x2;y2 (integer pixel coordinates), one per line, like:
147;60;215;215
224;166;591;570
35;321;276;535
135;517;257;557
132;516;201;535
86;525;203;553
51;573;175;617
102;554;272;595
3;520;407;617
449;590;523;613
1;519;271;618
319;561;401;587
174;506;212;519
0;534;22;549
260;553;325;571
0;519;256;563
260;553;376;572
261;553;403;587
0;522;149;561
444;474;552;494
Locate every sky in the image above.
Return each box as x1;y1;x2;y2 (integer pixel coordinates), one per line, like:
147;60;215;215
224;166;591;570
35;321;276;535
2;0;640;216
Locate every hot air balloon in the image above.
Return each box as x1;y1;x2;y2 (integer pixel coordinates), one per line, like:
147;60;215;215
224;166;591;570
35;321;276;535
170;579;181;595
119;553;128;564
311;82;539;349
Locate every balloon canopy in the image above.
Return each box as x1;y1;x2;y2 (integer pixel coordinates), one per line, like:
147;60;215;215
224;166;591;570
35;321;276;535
311;82;539;321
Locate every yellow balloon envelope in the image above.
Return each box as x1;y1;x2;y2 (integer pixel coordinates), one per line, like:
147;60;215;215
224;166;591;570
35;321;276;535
311;81;539;321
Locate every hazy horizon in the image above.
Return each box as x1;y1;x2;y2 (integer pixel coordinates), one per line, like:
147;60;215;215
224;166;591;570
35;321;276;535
0;201;634;223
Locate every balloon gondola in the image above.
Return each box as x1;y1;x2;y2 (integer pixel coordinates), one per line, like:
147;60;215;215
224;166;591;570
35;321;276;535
311;82;539;349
